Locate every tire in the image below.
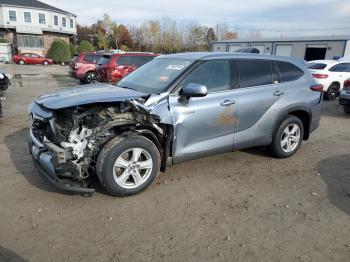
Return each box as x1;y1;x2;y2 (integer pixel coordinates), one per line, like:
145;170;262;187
269;115;304;158
324;83;339;100
18;60;25;65
344;106;350;115
96;135;161;197
84;72;96;84
43;61;49;66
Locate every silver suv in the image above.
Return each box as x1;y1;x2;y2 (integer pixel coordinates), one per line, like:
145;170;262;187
28;52;322;196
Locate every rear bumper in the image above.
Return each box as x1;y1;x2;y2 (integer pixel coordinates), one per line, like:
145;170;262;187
28;129;95;194
309;101;322;135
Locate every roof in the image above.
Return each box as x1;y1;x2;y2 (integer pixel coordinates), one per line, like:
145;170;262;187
214;35;350;44
158;52;306;67
0;0;76;16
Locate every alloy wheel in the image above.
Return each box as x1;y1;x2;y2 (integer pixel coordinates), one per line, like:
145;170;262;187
280;124;301;153
113;148;153;189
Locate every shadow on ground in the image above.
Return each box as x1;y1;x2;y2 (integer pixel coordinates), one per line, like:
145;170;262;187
0;246;26;262
317;154;350;216
321;100;350;119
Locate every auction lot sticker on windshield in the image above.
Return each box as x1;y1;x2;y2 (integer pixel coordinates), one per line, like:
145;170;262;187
166;64;187;70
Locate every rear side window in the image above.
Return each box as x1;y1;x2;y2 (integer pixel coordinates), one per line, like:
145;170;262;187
83;54;101;63
307;63;327;70
98;55;111;65
117;56;133;66
133;56;154;67
238;60;274;88
329;63;350;72
276;61;304;82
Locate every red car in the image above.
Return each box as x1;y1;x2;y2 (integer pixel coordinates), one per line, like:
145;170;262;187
97;52;157;83
69;52;102;84
13;53;53;65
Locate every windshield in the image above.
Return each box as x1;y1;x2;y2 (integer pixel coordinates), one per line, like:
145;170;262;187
117;58;194;94
307;63;327;70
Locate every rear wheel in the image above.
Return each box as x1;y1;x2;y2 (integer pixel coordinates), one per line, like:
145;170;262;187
344;106;350;114
96;135;160;196
324;83;339;100
18;60;25;65
269;115;304;158
84;72;96;84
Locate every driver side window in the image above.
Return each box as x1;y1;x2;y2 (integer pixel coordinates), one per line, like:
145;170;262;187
182;60;230;93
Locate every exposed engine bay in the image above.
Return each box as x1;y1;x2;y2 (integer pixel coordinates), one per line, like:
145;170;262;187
30;99;169;189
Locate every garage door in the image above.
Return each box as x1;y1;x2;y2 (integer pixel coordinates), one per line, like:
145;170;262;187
228;45;242;52
275;45;293;57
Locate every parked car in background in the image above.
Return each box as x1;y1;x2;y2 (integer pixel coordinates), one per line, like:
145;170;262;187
307;60;350;100
69;52;102;84
28;52;322;196
0;72;10;91
96;52;157;83
339;78;350;114
236;47;260;54
13;53;53;65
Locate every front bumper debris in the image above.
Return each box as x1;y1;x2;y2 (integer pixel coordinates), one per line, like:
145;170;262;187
28;128;95;194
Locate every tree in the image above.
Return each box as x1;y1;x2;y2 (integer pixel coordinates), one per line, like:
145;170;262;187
97;29;108;50
77;40;95;52
47;40;71;63
69;43;77;57
112;24;132;49
222;31;237;40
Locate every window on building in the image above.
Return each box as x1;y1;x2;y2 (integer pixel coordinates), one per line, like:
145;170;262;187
24;12;32;23
62;17;66;27
17;34;44;49
70;18;74;28
9;10;16;22
54;15;59;26
38;13;46;24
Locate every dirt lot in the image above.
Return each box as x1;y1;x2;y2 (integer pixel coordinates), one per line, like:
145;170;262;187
0;64;349;262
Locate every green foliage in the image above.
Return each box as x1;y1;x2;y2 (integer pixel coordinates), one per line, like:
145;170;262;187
47;40;71;63
0;38;8;43
77;40;95;53
69;43;78;57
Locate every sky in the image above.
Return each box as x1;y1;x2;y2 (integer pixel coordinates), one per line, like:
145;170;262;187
43;0;350;38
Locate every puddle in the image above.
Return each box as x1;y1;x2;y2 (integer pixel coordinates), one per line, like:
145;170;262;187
7;74;78;88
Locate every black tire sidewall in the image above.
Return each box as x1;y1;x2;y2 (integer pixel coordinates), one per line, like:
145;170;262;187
101;136;160;197
326;84;338;100
271;116;304;158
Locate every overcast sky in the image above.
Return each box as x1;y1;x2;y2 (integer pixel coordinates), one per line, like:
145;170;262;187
43;0;350;37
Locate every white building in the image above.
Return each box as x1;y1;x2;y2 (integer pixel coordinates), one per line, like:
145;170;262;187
0;0;77;55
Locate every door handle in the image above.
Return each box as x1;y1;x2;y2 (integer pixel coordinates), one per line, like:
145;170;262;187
221;100;236;106
273;90;285;96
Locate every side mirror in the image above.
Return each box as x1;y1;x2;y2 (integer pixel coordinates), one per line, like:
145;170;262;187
182;83;208;98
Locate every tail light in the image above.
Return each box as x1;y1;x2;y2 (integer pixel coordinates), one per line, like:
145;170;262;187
344;79;350;90
310;84;324;92
312;74;328;79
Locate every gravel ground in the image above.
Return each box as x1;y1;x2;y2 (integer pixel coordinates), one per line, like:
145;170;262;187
0;64;349;262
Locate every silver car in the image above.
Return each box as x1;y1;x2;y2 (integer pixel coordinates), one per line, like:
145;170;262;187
28;52;322;196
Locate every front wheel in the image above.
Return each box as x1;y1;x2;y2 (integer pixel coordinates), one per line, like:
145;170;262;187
269;115;304;158
96;135;161;197
43;60;49;66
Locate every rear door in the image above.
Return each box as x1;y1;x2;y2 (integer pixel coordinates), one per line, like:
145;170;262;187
232;59;288;149
169;59;238;163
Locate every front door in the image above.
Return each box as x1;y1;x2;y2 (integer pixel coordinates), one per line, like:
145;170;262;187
169;59;237;163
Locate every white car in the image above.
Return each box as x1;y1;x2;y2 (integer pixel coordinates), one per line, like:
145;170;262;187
307;60;350;100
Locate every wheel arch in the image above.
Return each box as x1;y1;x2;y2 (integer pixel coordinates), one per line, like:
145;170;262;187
274;106;311;141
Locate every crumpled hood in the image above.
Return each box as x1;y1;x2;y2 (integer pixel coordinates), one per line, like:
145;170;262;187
35;83;147;110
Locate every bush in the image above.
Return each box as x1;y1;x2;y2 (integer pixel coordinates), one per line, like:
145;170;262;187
47;40;71;63
69;43;78;57
77;40;95;53
0;38;8;43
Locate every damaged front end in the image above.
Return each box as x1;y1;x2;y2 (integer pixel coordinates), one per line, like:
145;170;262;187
28;98;166;194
